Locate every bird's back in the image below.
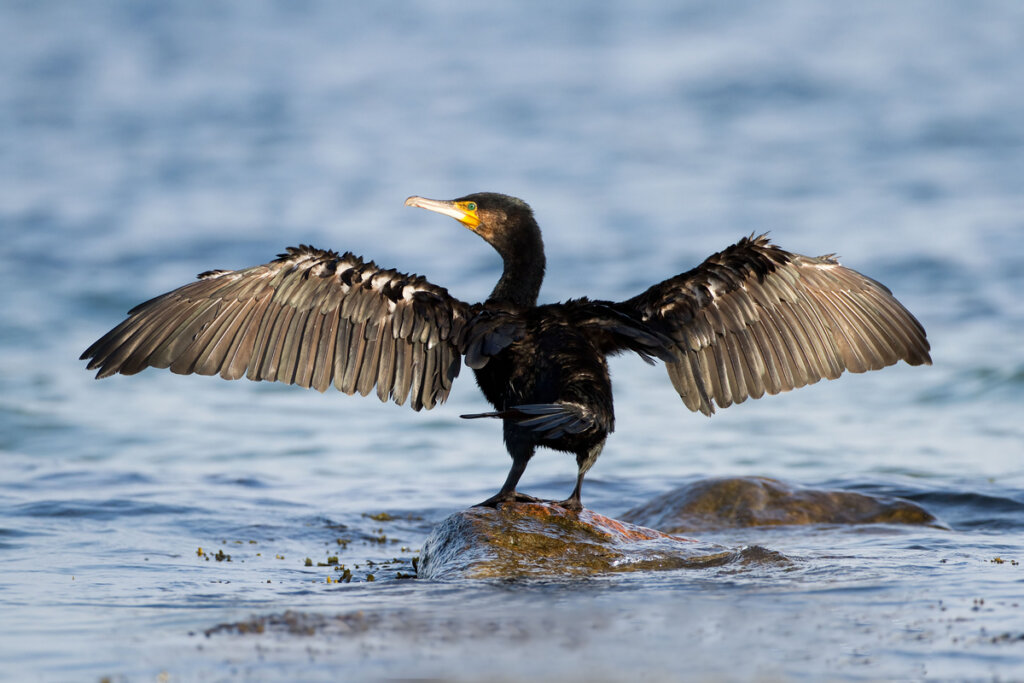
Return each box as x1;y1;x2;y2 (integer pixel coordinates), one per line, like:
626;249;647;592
472;301;653;442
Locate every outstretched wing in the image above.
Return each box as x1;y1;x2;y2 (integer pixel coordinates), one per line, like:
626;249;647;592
81;246;471;411
618;234;931;416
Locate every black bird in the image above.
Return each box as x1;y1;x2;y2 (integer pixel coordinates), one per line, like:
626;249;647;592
81;193;931;510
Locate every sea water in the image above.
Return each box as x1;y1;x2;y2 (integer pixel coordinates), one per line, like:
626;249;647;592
2;1;1023;680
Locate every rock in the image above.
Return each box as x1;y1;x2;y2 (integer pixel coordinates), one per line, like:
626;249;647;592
622;476;939;533
418;503;743;580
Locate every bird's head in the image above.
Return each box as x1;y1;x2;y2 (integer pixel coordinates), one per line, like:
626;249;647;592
404;192;540;259
405;192;545;306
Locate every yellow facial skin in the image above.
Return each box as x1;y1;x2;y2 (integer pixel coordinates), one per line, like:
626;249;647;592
455;201;481;229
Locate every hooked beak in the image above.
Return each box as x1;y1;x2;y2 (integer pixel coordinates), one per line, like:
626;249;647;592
405;196;481;230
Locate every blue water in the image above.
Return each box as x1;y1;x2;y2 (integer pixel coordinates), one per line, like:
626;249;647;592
2;1;1024;680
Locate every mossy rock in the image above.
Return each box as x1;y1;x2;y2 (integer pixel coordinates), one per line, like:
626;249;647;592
622;476;939;533
418;503;742;580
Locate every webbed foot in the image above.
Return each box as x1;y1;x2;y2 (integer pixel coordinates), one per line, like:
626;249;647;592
475;491;544;508
553;496;583;512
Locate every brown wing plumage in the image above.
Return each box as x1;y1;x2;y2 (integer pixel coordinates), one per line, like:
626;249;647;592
81;246;471;410
619;234;932;416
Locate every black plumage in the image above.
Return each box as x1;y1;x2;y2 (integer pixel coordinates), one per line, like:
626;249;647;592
82;192;931;510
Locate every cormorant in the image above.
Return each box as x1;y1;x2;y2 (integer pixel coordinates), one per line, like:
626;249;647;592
81;193;931;510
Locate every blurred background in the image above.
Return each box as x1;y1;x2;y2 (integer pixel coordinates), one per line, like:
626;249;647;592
2;1;1023;680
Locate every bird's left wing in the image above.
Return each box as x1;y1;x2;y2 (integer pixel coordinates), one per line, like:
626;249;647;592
81;245;472;411
617;234;931;416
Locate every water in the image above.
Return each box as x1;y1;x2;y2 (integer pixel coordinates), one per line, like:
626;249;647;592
2;0;1023;680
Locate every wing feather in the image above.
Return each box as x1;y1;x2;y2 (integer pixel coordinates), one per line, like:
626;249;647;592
291;307;322;389
356;323;383;397
748;319;783;395
408;342;427;411
376;324;397;403
245;295;283;380
392;339;412;406
193;299;253;377
222;297;267;381
338;319;365;394
309;308;338;393
258;304;295;382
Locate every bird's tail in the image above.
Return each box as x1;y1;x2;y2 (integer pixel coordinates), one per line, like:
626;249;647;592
461;403;596;439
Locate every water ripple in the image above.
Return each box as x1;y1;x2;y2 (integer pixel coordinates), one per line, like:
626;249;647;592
12;499;201;520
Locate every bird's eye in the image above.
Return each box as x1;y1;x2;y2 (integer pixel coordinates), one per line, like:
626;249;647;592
466;202;477;211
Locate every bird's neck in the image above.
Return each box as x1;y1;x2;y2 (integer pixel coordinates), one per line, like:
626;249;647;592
489;232;546;308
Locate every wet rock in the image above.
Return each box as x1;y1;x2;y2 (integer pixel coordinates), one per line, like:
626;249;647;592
622;476;939;533
418;503;737;580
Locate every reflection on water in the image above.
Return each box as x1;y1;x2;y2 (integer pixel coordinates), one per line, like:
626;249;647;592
2;0;1023;680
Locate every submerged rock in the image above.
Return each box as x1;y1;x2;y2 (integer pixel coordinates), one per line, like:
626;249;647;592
418;503;738;580
622;476;939;533
416;476;928;579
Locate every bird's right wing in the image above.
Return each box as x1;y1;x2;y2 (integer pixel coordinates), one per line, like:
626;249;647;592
618;234;931;416
81;245;472;411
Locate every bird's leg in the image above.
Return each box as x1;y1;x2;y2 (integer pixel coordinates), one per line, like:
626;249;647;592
475;444;540;508
554;442;605;512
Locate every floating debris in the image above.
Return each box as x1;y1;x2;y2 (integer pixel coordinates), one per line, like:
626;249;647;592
196;546;231;562
364;512;395;522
